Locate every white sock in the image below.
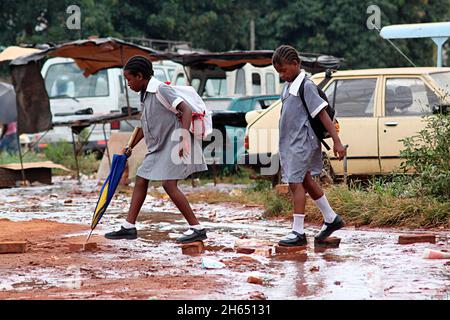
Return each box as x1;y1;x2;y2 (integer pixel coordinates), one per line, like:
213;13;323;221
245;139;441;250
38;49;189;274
292;214;305;234
190;224;204;231
314;195;337;223
122;220;136;229
183;224;204;235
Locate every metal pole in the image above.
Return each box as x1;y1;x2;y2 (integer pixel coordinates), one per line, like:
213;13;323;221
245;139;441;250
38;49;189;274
250;19;255;50
71;129;81;184
102;122;111;169
120;46;131;115
343;144;349;186
16;133;27;185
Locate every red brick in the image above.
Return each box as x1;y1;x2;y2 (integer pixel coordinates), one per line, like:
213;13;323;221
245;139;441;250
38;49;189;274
181;241;204;255
398;234;436;245
274;245;306;254
83;242;98;251
69;242;97;252
275;184;290;195
253;247;273;257
315;237;341;248
236;247;256;254
247;276;263;285
0;241;27;254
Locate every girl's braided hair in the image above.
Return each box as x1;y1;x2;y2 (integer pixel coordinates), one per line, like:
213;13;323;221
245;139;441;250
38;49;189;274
124;55;154;79
272;45;301;65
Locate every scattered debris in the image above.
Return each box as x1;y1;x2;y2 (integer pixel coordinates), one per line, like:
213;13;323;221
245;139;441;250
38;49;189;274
309;266;320;272
423;249;450;259
201;257;226;269
398;234;436;245
249;291;267;300
334;281;342;286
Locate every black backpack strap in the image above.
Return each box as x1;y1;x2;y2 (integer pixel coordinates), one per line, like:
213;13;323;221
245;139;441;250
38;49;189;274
298;78;331;150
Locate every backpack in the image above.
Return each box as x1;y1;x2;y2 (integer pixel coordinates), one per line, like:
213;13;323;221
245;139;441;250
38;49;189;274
155;84;213;139
298;76;338;150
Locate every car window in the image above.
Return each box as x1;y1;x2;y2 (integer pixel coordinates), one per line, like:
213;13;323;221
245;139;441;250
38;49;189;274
385;78;439;116
204;99;233;111
204;78;227;97
252;73;261;94
430;72;450;96
167;68;175;82
153;68;167;83
191;78;201;93
229;98;253;112
254;98;278;110
324;78;377;117
45;62;109;98
235;69;246;95
266;73;276;94
175;73;185;86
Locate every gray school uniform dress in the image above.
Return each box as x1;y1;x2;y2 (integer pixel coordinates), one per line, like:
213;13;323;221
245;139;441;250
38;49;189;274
136;77;207;181
279;70;328;183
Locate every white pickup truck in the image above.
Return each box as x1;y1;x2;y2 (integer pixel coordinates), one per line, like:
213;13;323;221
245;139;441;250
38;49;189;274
35;57;178;152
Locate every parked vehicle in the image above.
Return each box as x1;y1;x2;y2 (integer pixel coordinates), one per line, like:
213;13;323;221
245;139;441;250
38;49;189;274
203;95;279;166
244;67;450;179
172;63;282;97
35;57;180;148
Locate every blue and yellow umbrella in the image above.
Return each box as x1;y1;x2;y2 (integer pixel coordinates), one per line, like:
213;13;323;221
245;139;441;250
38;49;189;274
86;128;140;243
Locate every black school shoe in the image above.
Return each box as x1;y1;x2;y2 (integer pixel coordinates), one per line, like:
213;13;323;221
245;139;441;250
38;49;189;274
176;228;207;244
104;226;138;240
314;214;345;241
278;231;307;247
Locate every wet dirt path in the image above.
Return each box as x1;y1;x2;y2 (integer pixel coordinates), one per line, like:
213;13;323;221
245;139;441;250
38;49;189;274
0;177;448;300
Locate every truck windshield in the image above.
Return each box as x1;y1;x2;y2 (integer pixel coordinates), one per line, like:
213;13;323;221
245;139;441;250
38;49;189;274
45;62;109;98
430;72;450;96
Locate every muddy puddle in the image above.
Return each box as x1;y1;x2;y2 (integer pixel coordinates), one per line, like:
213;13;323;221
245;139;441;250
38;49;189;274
0;176;449;300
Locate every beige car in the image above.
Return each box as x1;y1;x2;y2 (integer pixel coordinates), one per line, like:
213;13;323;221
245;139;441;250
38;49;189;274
244;67;450;178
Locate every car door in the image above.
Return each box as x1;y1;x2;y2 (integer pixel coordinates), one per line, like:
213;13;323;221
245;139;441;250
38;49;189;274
379;76;440;173
323;77;381;175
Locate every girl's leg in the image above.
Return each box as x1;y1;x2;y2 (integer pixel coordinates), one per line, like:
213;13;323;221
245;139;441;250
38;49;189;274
289;182;307;214
163;180;206;243
125;176;149;224
278;182;308;246
302;171;345;240
302;171;336;223
302;171;324;200
105;176;149;240
162;180;199;226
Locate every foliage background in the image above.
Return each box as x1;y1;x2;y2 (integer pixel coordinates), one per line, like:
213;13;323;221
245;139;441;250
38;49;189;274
1;0;449;71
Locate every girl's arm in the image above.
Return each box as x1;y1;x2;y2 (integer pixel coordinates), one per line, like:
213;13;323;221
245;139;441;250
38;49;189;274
121;127;144;157
317;109;346;160
177;101;192;132
177;101;192;158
